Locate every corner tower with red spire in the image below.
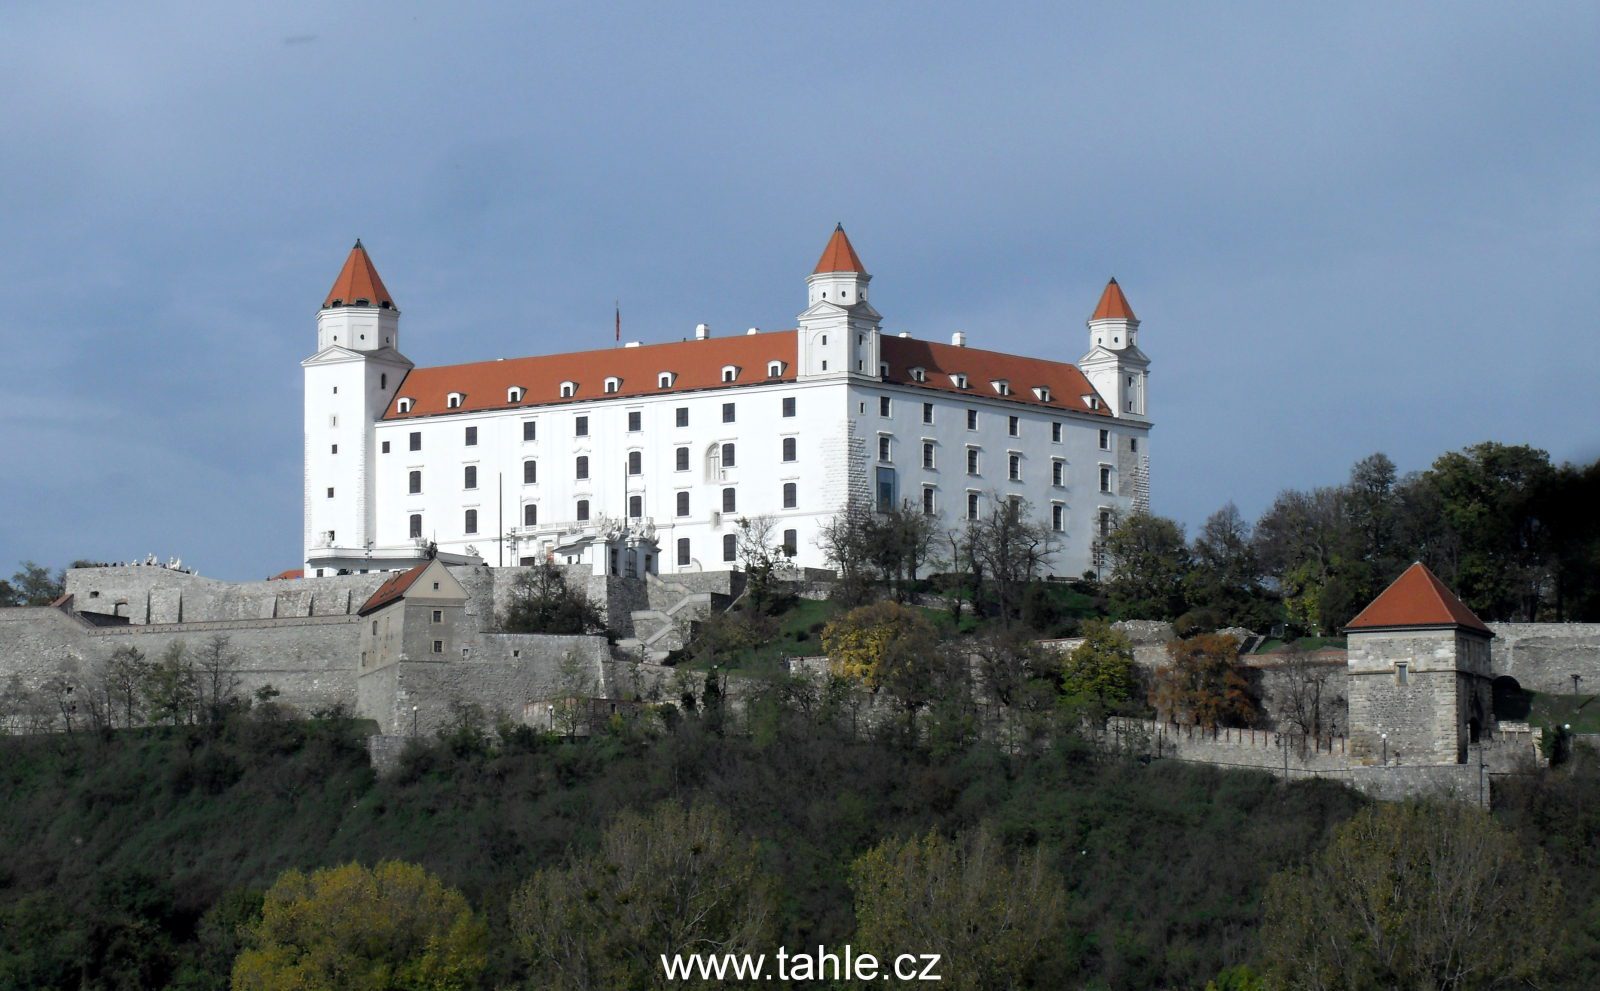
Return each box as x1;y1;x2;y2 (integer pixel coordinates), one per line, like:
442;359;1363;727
1078;278;1149;420
797;224;882;379
303;241;415;576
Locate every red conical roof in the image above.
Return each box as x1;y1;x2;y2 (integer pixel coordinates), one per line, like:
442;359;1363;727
1344;562;1491;635
813;223;867;275
1090;278;1136;321
324;239;394;308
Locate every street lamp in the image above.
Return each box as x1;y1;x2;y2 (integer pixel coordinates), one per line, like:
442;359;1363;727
1381;733;1388;766
1573;674;1582;696
548;704;555;734
411;705;418;737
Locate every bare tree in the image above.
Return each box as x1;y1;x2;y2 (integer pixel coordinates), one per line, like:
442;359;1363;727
734;513;785;613
105;645;150;728
966;495;1057;627
195;634;242;723
818;503;879;605
1275;642;1334;738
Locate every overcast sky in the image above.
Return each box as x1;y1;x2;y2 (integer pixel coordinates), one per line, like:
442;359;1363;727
2;3;1597;579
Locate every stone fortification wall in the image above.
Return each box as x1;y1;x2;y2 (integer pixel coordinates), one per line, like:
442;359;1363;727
64;567;387;625
1109;717;1350;779
1487;623;1600;693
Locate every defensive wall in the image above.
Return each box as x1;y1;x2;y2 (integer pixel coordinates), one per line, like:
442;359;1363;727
1486;622;1600;694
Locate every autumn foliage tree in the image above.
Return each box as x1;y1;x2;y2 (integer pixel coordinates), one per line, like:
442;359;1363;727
1150;633;1258;728
1060;620;1137;716
231;861;487;991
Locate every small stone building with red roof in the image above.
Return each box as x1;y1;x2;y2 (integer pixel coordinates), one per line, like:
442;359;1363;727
302;228;1154;580
1344;562;1495;767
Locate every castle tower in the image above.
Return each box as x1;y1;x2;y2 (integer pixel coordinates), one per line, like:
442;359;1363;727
797;224;882;378
1077;278;1150;419
303;241;413;575
1344;562;1495;766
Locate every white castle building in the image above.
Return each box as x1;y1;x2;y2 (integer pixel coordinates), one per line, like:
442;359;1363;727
303;227;1152;579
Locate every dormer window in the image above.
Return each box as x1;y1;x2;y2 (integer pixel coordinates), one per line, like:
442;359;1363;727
879;363;889;377
604;376;621;394
658;371;676;388
507;386;525;403
991;380;1011;397
909;367;926;383
559;381;577;399
1083;394;1101;410
766;360;785;378
446;392;464;409
721;365;740;383
1032;386;1052;402
396;397;413;413
950;373;969;389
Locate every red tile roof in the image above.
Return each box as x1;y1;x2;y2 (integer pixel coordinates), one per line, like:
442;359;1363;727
1090;278;1136;321
270;569;304;581
358;563;429;616
324;240;394;309
813;224;867;275
381;331;1114;420
384;331;801;419
1344;562;1491;635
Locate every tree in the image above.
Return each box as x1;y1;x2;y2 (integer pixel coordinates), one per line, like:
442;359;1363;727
105;645;150;728
1259;802;1559;991
818;503;880;606
965;496;1056;627
500;561;607;635
1185;503;1274;630
508;803;775;990
1102;512;1190;619
232;861;486;991
6;561;65;606
1274;642;1336;737
733;514;786;614
867;501;941;603
1254;486;1355;635
1060;620;1137;715
850;826;1066;990
143;642;198;726
1150;633;1258;728
196;634;243;724
821;600;938;691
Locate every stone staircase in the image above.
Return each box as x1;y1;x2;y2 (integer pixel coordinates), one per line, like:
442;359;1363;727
618;574;733;662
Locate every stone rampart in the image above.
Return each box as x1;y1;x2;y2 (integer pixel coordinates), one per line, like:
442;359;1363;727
1486;622;1600;694
64;567;387;625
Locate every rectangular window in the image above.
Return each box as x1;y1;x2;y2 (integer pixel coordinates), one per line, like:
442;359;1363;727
330;444;338;454
409;431;421;452
782;529;798;557
1100;466;1112;492
464;509;478;534
966;409;978;430
408;470;421;494
722;402;735;423
879;396;891;417
433;640;443;654
576;499;590;522
628;410;641;432
922;487;935;515
326;487;334;498
722;487;736;513
677;538;691;566
676;447;689;471
675;407;689;428
432;609;442;623
782;397;796;418
1131;438;1139;453
1008;415;1019;437
523;503;537;526
875;466;897;512
1396;662;1409;686
922;402;934;425
1008;454;1021;481
629;495;642;518
922;441;935;469
628;450;642;475
676;491;690;517
1099;508;1113;537
381;441;390;453
576;456;589;480
967;492;980;520
464;465;477;489
879;436;892;462
783;482;797;508
1052;421;1062;443
576;416;589;437
723;533;737;562
465;426;478;446
409;514;422;538
967;448;979;475
782;437;797;462
1052;504;1064;531
1053;460;1064;486
523;420;536;441
523;460;537;484
1099;428;1110;450
721;442;736;468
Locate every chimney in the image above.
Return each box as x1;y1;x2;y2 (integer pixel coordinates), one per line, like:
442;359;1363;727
746;327;759;335
897;331;910;338
952;331;966;347
623;341;641;348
695;323;711;340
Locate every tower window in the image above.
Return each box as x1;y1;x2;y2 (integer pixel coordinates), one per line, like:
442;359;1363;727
722;488;736;513
1099;428;1110;450
1396;662;1409;686
922;442;934;469
464;509;478;534
1131;438;1139;453
381;374;387;389
464;465;477;489
721;442;736;468
923;487;935;515
576;499;590;522
1053;460;1064;486
676;491;690;517
1052;422;1062;443
723;533;737;562
408;470;421;494
1052;504;1065;531
523;459;537;484
782;437;796;462
628;450;642;474
326;487;334;498
1008;416;1019;437
381;441;390;453
676;447;690;471
783;529;798;556
1008;454;1021;481
523;503;538;526
677;538;690;566
967;449;979;475
409;514;422;538
879;437;892;462
330;444;338;454
879;396;891;417
575;456;589;480
629;495;642;518
967;492;980;520
783;482;797;508
1100;466;1112;492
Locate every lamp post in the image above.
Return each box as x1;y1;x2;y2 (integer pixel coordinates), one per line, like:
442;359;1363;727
1381;733;1388;766
1573;674;1582;696
548;704;555;734
411;705;418;737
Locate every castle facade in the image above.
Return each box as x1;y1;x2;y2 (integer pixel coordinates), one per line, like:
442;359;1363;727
303;227;1153;578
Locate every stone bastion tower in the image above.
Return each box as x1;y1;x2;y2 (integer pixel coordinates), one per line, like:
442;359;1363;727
1344;561;1494;766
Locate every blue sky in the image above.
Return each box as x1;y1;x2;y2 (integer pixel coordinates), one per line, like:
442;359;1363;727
2;2;1597;579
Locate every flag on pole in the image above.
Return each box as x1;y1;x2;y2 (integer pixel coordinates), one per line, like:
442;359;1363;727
615;301;620;343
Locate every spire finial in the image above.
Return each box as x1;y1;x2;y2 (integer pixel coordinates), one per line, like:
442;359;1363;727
353;237;364;249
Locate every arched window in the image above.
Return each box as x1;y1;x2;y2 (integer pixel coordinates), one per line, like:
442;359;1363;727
767;360;784;378
559;381;576;398
658;371;676;388
409;513;422;538
721;442;735;468
396;397;413;413
464;509;478;534
676;491;690;516
783;482;797;508
676;538;691;566
508;386;525;403
782;437;796;462
782;529;797;556
523;459;537;484
576;499;590;522
722;533;737;561
575;456;589;480
464;465;477;489
720;365;739;383
628;450;642;475
380;373;387;389
408;470;421;494
523;503;537;526
604;376;621;394
446;392;464;408
722;487;736;513
628;495;642;518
